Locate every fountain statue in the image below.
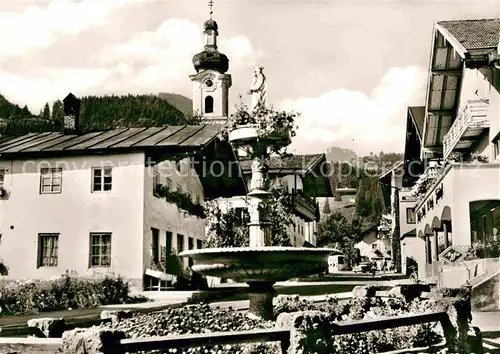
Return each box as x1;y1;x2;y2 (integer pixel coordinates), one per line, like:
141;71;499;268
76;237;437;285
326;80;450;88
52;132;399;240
248;66;267;111
180;68;340;320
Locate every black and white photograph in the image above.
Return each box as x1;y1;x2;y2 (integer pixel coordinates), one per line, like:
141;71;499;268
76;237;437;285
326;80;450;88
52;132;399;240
0;0;500;353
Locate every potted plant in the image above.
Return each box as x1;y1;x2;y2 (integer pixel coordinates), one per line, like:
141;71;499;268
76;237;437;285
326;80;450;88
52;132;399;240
223;102;299;154
470;152;489;163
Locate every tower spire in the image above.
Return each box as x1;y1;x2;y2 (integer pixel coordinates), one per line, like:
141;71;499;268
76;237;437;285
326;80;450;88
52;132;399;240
208;0;214;19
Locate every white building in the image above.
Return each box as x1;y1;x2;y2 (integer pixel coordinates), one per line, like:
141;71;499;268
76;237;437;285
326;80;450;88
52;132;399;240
0;95;245;291
383;19;500;282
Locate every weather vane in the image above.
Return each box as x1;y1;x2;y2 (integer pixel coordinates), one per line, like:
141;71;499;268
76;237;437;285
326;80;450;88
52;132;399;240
208;0;214;19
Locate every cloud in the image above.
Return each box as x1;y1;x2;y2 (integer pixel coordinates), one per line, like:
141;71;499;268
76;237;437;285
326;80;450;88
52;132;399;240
0;13;260;112
280;66;427;156
0;0;144;59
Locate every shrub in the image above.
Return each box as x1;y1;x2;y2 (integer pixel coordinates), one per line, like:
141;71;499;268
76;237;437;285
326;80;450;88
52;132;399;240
0;271;146;315
274;295;444;353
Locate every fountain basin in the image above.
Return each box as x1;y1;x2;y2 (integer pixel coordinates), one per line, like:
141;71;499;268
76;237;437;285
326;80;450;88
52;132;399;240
179;247;340;282
228;124;291;146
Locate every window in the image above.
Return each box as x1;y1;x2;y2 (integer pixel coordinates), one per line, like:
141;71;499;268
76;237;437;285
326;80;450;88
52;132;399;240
166;231;173;254
92;167;112;192
151;228;159;263
406;208;416;224
196;239;203;249
188;237;194;266
0;169;4;185
153;171;160;193
372;243;378;250
177;234;184;253
40;168;62;194
205;96;214;113
90;233;111;267
37;233;59;267
175;161;181;172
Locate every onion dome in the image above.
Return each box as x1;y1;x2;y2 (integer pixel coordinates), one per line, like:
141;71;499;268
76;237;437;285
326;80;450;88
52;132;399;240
203;19;218;31
192;48;229;74
192;19;229;74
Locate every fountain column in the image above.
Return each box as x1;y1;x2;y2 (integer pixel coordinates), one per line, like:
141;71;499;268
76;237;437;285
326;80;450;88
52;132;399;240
247;144;272;247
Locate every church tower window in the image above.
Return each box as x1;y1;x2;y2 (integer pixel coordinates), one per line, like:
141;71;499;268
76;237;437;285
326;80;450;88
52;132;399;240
205;96;214;113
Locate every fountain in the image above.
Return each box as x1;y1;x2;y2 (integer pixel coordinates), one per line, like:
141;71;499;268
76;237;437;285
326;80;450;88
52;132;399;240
180;67;340;320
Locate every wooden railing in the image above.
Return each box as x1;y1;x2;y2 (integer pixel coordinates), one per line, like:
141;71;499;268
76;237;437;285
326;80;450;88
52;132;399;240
110;310;454;354
120;328;291;353
0;289;470;354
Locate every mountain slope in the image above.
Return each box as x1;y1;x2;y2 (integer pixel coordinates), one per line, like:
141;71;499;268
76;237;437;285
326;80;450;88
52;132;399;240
158;93;193;117
0;94;35;119
0;94;194;135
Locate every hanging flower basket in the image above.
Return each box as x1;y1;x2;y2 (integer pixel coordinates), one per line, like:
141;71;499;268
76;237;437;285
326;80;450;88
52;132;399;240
223;103;298;152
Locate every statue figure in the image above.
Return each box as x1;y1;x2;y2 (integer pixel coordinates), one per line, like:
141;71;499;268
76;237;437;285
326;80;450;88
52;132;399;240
248;66;267;111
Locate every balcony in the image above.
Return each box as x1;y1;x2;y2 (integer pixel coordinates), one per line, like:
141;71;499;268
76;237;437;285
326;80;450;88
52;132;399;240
443;100;489;159
291;193;317;222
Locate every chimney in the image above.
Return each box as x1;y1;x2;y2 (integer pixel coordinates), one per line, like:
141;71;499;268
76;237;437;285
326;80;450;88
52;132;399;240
62;93;82;134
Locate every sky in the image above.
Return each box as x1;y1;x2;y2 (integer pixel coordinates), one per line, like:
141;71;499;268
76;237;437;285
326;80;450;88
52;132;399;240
1;0;499;156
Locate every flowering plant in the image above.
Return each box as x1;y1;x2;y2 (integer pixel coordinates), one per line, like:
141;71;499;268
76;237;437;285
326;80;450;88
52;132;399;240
221;100;299;155
0;186;8;198
470;152;489;163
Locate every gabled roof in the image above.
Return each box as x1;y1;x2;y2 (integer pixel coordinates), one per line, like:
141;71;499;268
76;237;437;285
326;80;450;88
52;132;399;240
239;154;324;174
379;160;404;180
408;106;425;140
240;153;333;198
437;19;500;53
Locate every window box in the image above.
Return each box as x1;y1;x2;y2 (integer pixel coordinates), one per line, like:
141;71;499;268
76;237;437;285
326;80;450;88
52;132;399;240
154;184;205;218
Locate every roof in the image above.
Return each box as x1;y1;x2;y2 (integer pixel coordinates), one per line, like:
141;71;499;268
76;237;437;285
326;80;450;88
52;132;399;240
0;125;219;156
379;160;403;180
408;106;425;140
438;19;500;51
239;154;324;173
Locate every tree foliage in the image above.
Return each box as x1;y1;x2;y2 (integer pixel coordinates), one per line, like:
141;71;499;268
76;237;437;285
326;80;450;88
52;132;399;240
51;100;64;122
316;211;362;268
322;198;331;215
204;201;250;248
204;185;295;248
42;103;51;120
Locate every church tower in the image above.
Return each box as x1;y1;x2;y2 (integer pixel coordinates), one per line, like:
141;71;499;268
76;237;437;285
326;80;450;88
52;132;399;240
190;3;232;124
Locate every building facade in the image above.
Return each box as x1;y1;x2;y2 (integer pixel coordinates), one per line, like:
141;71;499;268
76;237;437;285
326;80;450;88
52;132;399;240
0;98;244;290
384;19;500;281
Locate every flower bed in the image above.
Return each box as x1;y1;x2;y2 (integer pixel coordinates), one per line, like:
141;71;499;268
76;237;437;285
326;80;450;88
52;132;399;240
0;272;148;316
99;293;452;354
101;304;277;353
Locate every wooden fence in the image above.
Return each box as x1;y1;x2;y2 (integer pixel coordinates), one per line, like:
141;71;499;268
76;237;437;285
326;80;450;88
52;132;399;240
0;287;474;354
105;310;454;353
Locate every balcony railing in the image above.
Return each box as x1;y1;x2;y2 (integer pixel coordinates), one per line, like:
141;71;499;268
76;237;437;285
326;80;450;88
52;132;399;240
443;100;489;159
415;164;451;215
